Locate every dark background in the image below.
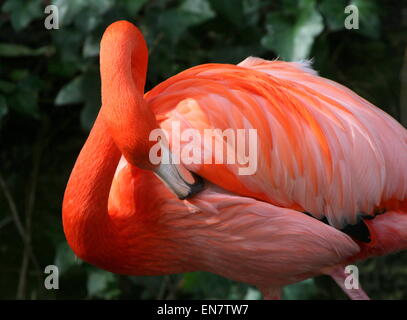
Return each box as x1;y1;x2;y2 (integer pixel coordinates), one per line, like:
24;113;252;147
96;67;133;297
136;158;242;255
0;0;406;299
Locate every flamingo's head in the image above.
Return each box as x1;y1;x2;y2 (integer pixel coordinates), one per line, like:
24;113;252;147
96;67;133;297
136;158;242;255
99;20;204;199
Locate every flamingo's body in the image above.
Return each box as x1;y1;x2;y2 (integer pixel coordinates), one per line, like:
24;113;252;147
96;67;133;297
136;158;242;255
63;21;407;299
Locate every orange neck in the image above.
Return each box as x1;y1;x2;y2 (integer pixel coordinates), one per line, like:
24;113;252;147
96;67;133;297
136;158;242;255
63;21;155;266
100;20;158;170
62;114;192;274
62;21;198;274
62;115;122;265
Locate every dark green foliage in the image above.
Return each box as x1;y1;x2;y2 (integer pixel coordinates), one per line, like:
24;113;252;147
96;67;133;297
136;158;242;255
0;0;406;300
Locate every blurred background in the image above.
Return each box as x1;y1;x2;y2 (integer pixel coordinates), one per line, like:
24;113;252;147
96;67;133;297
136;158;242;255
0;0;406;300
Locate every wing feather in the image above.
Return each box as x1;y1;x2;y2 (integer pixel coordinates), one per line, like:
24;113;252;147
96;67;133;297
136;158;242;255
145;57;407;229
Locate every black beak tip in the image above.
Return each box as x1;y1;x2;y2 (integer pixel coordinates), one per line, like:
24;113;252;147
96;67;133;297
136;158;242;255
178;173;205;200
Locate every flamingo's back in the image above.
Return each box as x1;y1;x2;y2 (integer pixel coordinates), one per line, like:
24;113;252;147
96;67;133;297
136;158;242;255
144;57;407;257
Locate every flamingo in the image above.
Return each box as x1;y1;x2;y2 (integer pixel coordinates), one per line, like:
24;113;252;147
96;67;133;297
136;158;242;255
62;20;407;300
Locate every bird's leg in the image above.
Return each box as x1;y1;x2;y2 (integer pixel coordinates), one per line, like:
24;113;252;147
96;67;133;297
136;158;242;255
258;286;282;300
329;266;370;300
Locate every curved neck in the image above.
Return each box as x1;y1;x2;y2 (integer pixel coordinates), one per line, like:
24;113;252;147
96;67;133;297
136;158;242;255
62;115;122;264
100;21;148;97
99;20;158;170
62;21;155;267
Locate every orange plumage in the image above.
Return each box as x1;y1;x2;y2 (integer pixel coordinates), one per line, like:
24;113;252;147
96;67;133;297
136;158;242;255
63;21;407;299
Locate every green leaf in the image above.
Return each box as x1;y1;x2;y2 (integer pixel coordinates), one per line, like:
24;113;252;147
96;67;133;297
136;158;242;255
54;242;81;275
51;0;81;26
182;272;250;299
0;80;15;94
9;90;39;118
8;75;42;118
244;287;262;300
55;76;84;106
350;0;380;39
9;69;29;82
157;10;194;43
0;95;8;122
83;35;100;58
51;29;84;63
319;0;348;31
261;0;324;61
80;68;101;131
183;272;234;298
74;13;103;33
122;0;148;15
180;0;215;19
209;0;244;26
158;0;215;43
281;0;300;9
80;101;100;131
55;66;100;129
48;60;79;78
129;275;169;299
2;0;42;31
52;0;114;28
283;278;318;300
0;43;55;57
87;269;119;299
242;0;262;26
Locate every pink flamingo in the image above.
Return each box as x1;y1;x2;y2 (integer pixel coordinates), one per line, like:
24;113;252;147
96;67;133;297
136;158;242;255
63;21;407;299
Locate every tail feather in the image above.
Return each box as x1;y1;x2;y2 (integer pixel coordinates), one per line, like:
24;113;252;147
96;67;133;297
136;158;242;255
357;209;407;259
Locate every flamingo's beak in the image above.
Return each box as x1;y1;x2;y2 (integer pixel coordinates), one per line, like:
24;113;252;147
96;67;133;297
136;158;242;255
153;144;204;200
